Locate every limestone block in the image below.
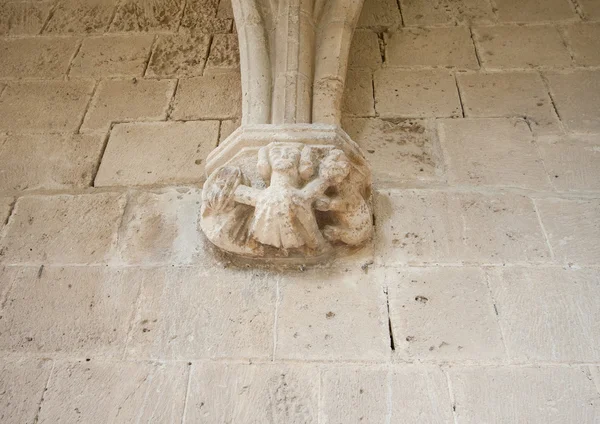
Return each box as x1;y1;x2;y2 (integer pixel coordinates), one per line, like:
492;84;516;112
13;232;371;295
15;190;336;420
125;267;276;359
146;33;211;78
488;267;600;362
374;69;462;118
375;190;550;265
45;0;117;34
0;193;125;264
456;71;561;136
348;30;382;70
0;2;52;35
275;268;388;361
205;33;240;73
171;74;242;120
342;69;375;116
39;361;188;423
564;23;600;66
70;35;154;78
0;197;12;230
493;0;576;22
545;70;600;133
473;25;572;69
0;359;53;424
579;0;600;19
180;0;232;34
81;78;176;132
109;0;184;32
387;267;506;362
538;141;600;191
217;0;233;18
185;363;318;423
0;266;140;356
0;37;78;78
0;133;104;191
357;0;402;29
449;366;600;423
95;121;219;186
399;0;495;26
439;118;551;189
386;27;479;69
535;198;600;265
219;118;241;143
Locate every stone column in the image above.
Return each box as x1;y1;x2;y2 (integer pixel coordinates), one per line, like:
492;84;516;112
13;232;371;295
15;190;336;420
201;0;373;264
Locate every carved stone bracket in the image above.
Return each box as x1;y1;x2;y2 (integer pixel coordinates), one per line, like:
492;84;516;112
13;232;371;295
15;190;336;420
201;0;372;263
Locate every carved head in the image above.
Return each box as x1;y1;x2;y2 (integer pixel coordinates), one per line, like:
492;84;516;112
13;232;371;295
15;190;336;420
257;142;314;181
319;149;351;184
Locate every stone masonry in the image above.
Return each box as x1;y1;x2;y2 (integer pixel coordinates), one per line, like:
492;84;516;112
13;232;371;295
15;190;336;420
0;0;599;422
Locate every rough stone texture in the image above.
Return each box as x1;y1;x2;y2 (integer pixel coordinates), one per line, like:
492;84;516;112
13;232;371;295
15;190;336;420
488;267;600;362
538;141;600;191
399;0;495;26
81;78;176;132
439;118;551;189
387;267;506;362
348;30;382;70
0;193;125;264
564;23;600;66
146;33;211;77
374;69;462;118
171;74;242;120
44;0;117;34
357;0;402;29
0;80;94;133
109;0;184;32
545;70;600;133
179;0;232;34
0;2;52;35
39;361;188;423
0;133;104;191
535;198;600;265
450;366;600;424
493;0;576;22
95;121;218;186
386;27;479;69
0;197;12;229
579;0;600;19
473;25;572;69
0;37;78;78
375;191;550;265
205;33;240;73
219;118;241;142
343;69;375;116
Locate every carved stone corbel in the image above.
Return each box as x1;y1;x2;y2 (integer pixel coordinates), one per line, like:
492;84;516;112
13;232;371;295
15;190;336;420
201;0;372;264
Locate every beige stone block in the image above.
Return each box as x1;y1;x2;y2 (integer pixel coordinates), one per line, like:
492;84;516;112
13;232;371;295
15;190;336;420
219;118;240;142
450;366;600;423
0;37;78;78
489;267;600;362
457;71;560;136
0;133;104;191
0;193;125;263
185;363;318;423
439;118;551;189
171;74;242;120
342;69;375;116
0;2;52;35
349;30;382;70
342;117;444;183
387;267;505;362
494;0;576;22
579;0;600;19
146;33;211;78
399;0;495;26
109;0;184;32
81;79;175;132
374;69;462;118
70;35;154;78
126;267;276;359
217;0;233;18
565;23;600;66
45;0;117;34
0;197;12;227
0;80;94;132
0;266;140;356
205;33;240;73
276;269;389;361
180;0;232;34
0;359;53;423
375;190;550;265
545;70;600;133
95;121;219;186
386;27;479;69
358;0;402;29
39;361;188;423
538;141;600;191
535;198;600;265
474;25;572;68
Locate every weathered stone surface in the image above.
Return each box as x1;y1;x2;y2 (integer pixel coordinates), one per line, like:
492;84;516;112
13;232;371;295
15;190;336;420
276;269;388;361
343;69;375;116
399;0;495;26
0;359;53;424
349;30;382;70
125;267;276;359
386;27;478;69
374;69;461;118
489;267;600;362
376;191;550;265
450;366;600;423
579;0;600;19
0;197;12;230
0;133;104;191
180;0;232;34
45;0;117;34
39;361;188;423
0;193;125;264
70;35;154;77
0;37;78;78
535;198;600;265
110;0;184;32
0;2;52;35
439;118;551;189
185;363;318;423
0;266;139;356
146;33;211;77
342;117;443;183
493;0;576;22
171;74;242;119
95;121;219;186
205;33;240;73
0;80;94;133
538;141;600;192
545;70;600;133
217;0;233;18
473;25;572;68
219;118;240;142
81;78;176;132
564;23;600;66
357;0;402;29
